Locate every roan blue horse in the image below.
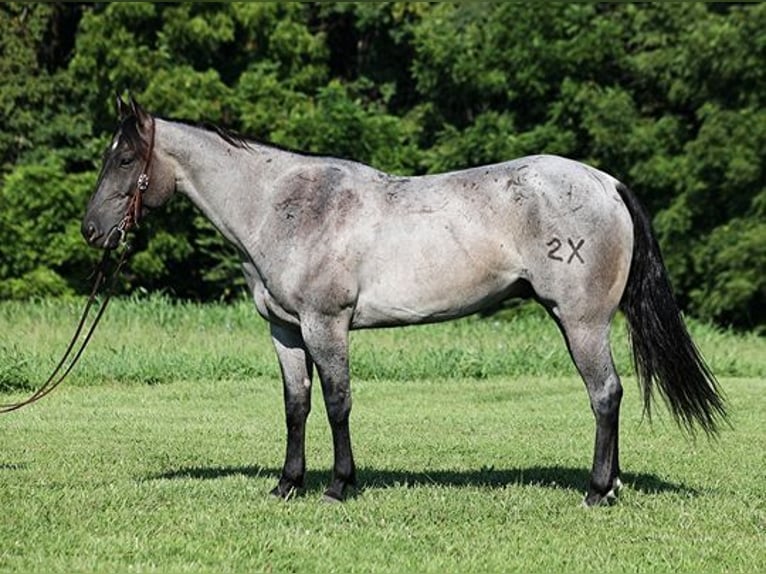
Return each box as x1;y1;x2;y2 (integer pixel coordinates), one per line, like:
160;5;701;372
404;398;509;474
82;96;726;506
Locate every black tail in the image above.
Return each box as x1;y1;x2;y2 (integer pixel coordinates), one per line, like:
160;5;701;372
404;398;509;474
616;183;726;434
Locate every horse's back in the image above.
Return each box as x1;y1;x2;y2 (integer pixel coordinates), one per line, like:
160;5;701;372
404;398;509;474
349;155;633;327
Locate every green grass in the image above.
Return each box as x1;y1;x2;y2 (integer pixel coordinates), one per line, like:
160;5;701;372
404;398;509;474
0;297;764;573
1;296;763;389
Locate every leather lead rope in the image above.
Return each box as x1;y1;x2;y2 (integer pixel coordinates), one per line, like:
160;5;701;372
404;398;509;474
0;247;129;413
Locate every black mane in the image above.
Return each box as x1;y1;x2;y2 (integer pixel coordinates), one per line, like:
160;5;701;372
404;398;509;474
167;117;355;161
168;118;251;150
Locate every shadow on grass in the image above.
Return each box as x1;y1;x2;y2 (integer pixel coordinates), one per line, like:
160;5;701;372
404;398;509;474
149;464;697;497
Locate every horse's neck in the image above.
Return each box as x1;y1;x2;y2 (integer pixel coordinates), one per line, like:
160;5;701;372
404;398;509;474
158;120;276;253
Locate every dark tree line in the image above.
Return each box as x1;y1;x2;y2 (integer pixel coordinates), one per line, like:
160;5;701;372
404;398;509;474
0;3;763;328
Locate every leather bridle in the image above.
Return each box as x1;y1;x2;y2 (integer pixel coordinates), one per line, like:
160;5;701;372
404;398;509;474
116;115;155;243
0;116;155;414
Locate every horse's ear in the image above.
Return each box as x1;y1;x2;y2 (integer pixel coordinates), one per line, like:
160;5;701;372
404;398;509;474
128;94;151;129
116;93;130;120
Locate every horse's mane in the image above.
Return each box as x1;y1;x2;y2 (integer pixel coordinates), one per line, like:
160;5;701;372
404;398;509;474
168;118;252;150
166;117;354;160
114;113;359;163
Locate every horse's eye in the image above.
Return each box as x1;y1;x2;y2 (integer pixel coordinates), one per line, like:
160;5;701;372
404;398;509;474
119;156;135;168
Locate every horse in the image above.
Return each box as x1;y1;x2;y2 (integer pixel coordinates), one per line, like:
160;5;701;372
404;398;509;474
82;96;726;506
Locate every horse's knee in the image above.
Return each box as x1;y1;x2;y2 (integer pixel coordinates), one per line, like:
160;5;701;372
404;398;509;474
285;396;310;426
323;390;351;425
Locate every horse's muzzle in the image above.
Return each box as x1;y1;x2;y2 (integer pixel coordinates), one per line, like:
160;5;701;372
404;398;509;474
81;220;120;249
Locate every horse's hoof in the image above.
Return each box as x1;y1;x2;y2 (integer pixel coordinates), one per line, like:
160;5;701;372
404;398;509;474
322;484;347;503
582;477;622;507
270;481;301;501
322;481;357;503
321;492;343;504
582;493;614;508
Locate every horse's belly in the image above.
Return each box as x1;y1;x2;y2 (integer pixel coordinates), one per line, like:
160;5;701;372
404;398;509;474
352;235;523;328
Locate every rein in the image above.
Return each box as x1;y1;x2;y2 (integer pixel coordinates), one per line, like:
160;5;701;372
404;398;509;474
0;248;129;413
0;117;155;414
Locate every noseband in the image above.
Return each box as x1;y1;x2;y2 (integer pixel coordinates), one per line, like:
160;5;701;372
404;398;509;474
116;116;156;243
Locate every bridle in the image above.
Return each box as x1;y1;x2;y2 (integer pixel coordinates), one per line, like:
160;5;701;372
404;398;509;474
116;115;155;243
0;116;156;414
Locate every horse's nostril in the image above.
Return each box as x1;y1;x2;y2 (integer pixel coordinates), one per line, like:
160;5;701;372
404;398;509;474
83;222;100;243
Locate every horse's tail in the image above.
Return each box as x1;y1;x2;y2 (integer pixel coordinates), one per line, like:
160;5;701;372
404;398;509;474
616;182;726;434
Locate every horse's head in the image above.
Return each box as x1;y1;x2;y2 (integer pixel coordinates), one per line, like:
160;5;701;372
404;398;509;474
82;95;174;249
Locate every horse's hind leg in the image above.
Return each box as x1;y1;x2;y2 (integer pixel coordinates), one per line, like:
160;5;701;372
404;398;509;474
270;323;314;499
555;314;623;506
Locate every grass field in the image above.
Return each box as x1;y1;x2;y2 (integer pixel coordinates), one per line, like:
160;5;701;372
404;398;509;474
0;297;764;573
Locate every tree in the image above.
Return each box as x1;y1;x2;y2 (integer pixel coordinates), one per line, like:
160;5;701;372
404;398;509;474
0;2;762;328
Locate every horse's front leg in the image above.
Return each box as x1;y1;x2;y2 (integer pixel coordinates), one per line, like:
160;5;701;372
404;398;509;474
300;312;356;501
269;322;313;499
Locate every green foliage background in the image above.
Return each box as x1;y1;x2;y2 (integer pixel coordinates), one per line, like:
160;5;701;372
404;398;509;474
0;3;763;328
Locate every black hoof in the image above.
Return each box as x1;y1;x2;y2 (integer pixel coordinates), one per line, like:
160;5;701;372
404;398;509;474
583;477;622;507
270;479;302;501
322;476;357;502
322;492;343;504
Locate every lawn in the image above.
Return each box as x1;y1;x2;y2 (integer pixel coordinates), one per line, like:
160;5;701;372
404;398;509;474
0;297;764;573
